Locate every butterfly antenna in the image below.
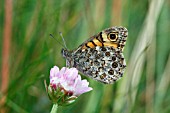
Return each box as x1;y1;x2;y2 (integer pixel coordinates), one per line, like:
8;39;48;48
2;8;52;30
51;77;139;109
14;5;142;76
49;34;66;48
59;32;68;49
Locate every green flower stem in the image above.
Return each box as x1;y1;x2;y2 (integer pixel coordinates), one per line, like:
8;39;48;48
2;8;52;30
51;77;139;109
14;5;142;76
50;103;58;113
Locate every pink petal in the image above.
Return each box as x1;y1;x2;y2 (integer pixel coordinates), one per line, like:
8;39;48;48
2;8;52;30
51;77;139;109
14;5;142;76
73;76;93;96
65;68;78;81
50;66;59;78
58;67;67;78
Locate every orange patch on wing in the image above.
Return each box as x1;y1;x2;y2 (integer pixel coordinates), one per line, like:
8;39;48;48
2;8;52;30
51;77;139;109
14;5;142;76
104;43;118;48
93;39;103;46
87;42;95;48
82;46;87;49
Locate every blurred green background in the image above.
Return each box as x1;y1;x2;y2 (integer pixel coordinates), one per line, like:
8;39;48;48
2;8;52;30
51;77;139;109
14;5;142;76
0;0;170;113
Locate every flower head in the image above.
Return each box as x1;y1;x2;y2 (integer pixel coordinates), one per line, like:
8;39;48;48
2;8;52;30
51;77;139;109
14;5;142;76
46;66;92;105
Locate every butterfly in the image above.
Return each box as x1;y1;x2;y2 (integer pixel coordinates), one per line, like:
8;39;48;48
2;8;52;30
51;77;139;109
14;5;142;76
61;26;128;84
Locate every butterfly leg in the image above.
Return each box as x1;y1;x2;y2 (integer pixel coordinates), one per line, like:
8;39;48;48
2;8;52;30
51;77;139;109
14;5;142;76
65;58;74;68
66;60;69;67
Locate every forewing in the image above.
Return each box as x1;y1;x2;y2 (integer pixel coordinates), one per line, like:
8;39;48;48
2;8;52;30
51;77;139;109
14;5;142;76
77;26;128;51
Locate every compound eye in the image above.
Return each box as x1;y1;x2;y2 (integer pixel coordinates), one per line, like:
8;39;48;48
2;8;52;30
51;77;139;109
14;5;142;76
108;32;118;41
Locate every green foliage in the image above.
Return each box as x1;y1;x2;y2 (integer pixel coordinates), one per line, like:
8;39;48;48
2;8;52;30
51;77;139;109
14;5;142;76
0;0;170;113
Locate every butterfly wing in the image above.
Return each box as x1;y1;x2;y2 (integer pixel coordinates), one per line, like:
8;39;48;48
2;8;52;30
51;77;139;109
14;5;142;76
77;26;128;51
72;46;126;84
64;26;128;84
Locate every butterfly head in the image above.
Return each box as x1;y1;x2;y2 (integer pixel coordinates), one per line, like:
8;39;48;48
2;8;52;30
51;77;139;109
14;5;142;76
61;48;71;58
